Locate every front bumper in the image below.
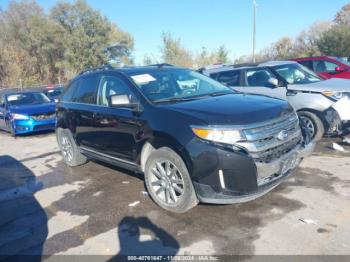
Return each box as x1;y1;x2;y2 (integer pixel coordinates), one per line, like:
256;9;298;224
188;139;315;204
12;118;56;134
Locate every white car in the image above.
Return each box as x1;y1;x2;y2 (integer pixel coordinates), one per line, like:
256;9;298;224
201;61;350;141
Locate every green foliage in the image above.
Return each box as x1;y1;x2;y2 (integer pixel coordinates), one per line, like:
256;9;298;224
0;0;134;88
317;24;350;57
160;32;193;67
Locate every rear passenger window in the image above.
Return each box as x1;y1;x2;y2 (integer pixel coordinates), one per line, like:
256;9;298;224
73;76;99;104
61;81;78;102
298;60;313;70
216;71;240;86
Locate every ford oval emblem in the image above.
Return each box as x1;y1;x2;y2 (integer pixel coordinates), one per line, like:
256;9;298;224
277;130;289;141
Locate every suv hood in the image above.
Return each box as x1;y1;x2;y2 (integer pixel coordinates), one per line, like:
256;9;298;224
9;103;56;115
165;94;294;126
288;78;350;93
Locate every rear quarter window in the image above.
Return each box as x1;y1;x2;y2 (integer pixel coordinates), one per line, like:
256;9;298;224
61;81;78;102
216;70;240;86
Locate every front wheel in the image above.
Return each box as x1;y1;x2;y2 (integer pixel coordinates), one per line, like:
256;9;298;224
298;111;325;141
144;147;198;213
56;128;87;167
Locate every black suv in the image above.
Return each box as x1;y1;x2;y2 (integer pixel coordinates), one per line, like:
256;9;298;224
56;64;315;213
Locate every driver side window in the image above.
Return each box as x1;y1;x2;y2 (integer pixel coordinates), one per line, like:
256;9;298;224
97;75;135;106
245;69;273;87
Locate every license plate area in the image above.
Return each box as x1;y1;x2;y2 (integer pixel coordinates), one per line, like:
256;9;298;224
280;153;298;175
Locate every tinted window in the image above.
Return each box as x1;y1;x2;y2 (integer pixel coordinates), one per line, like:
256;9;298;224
73;76;99;104
0;95;5;107
245;68;273;87
298;60;313;70
61;81;78;102
97;75;135;106
216;71;240;86
314;60;338;72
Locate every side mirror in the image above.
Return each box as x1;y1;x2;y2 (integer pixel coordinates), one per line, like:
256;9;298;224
108;94;142;112
267;77;279;88
335;66;346;72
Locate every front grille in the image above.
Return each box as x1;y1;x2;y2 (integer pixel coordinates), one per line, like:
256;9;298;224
33;124;54;131
31;112;56;121
237;112;302;163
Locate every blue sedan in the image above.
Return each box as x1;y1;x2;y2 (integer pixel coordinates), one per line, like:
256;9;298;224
0;91;56;136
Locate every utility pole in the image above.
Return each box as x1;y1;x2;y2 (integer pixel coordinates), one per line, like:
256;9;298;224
252;0;257;63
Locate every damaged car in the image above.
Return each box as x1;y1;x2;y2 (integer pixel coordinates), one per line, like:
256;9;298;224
202;61;350;141
56;64;314;213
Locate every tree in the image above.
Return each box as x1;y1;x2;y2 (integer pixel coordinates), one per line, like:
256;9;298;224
160;32;193;67
214;45;229;64
50;0;134;78
335;3;350;25
294;21;331;57
317;24;350;57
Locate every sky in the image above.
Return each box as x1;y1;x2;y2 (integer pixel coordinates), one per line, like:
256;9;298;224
1;0;349;64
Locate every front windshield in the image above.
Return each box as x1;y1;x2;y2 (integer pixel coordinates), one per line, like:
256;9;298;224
335;57;350;67
273;63;321;85
128;69;234;103
6;92;51;106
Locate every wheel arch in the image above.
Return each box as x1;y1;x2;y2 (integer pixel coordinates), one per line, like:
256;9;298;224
138;133;193;173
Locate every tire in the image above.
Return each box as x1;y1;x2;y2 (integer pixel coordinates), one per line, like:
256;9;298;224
56;128;87;167
6;120;16;137
298;111;325;141
144;147;198;213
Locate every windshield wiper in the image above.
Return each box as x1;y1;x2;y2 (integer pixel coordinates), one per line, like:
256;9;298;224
207;91;233;97
154;97;201;104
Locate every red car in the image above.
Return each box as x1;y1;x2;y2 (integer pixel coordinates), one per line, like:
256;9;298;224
291;56;350;79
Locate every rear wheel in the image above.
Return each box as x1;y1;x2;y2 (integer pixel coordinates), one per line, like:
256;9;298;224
144;147;198;213
298;111;324;141
56;128;87;167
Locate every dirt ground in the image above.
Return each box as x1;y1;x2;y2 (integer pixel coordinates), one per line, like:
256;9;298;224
0;131;349;261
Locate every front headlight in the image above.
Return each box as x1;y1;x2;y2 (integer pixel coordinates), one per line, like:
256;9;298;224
192;126;245;145
12;113;30;120
322;91;346;101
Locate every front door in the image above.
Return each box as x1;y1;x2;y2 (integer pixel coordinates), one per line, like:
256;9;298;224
233;68;287;100
91;73;145;163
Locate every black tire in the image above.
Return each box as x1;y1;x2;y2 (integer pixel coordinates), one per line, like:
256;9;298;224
56;128;87;167
144;147;198;213
298;111;325;141
6;121;16;137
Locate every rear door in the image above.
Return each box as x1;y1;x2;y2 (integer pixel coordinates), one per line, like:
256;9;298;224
59;74;101;148
234;68;287;100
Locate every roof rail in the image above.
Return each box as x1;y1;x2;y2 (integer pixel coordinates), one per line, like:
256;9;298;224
78;64;114;75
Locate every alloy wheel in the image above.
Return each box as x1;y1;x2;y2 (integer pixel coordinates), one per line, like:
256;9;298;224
61;135;73;162
149;160;185;205
300;116;316;138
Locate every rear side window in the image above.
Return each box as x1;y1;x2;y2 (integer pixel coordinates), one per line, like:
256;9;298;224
216;70;240;86
298;60;313;70
72;76;100;104
61;81;78;102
